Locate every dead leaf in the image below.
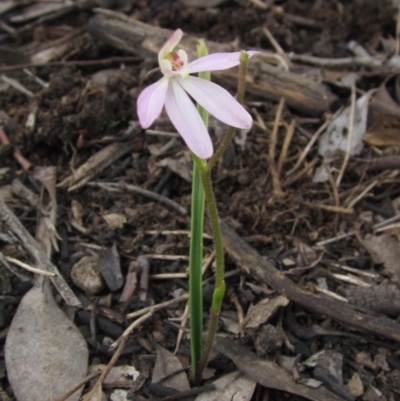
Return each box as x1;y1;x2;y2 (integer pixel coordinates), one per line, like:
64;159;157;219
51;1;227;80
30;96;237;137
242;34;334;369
103;213;127;229
195;371;256;401
364;109;400;147
318;92;370;162
346;373;364;397
152;345;190;391
98;243;124;291
89;364;140;385
370;83;400;118
157;157;192;183
242;295;289;329
220;310;240;335
362;234;400;283
5;281;88;401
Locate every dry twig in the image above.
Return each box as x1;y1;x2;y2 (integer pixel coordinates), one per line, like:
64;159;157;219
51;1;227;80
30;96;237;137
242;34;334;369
336;83;356;187
269;98;285;198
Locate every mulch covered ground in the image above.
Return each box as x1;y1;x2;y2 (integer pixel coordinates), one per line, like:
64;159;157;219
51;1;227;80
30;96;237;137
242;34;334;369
2;1;400;401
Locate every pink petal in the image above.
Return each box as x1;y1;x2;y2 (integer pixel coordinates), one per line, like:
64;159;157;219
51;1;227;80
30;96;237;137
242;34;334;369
178;76;252;129
137;77;169;129
165;79;213;159
188;51;259;74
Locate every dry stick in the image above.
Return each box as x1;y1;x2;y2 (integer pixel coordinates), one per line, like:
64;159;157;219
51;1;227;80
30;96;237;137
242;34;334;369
316;214;400;247
88;181;187;216
52;372;100;401
286;107;343;177
269;98;285;198
282;158;319;188
288;53;384;70
324;162;340;210
0;252;30;282
277;119;295;176
0;197;81;307
150;273;187;279
300;202;353;215
368;155;400;171
0;56;141;73
143;230;212;239
110;310;153;351
0;74;34;97
126;294;189;320
247;0;268;9
83;311;153;401
323;162;341;232
262;27;291;70
228;289;245;337
377;222;400;232
336;83;356;187
221;220;400;342
174;303;189;355
346;180;378;209
5;256;56;277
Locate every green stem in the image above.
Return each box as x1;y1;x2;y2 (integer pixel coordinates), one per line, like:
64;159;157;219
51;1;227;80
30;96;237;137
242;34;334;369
188;159;205;380
194;51;251;383
191;49;251;384
189;39;210;381
194;168;226;384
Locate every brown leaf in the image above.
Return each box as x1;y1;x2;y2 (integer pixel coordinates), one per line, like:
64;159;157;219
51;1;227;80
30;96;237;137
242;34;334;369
5;281;88;401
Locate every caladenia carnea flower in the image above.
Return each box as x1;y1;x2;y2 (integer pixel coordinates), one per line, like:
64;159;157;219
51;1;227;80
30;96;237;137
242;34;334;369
137;29;257;159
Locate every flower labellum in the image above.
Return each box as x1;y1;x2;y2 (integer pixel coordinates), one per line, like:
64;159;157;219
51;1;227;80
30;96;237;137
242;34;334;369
137;29;257;159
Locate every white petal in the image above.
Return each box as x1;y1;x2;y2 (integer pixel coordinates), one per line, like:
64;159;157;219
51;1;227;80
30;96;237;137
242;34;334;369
137;77;169;129
178;76;252;128
188;51;259;74
165;79;213;159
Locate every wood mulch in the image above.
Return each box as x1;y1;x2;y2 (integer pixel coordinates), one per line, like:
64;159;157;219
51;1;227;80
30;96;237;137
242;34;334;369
1;1;400;400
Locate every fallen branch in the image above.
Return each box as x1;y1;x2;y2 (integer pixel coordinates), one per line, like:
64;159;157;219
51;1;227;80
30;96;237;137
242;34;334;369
221;220;400;342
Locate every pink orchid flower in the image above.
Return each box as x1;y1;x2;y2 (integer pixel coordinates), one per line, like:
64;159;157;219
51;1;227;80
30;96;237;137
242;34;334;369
137;29;256;159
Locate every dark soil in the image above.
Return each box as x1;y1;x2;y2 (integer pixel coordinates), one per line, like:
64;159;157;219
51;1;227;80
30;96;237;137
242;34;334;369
1;1;400;400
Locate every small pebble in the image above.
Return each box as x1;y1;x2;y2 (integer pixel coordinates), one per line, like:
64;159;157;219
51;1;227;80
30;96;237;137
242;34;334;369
71;256;104;295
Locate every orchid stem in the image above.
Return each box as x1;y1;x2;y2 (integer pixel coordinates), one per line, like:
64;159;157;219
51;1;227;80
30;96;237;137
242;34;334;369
194;167;225;384
189;40;210;382
189;156;205;381
194;52;250;383
206;51;250;172
190;49;250;384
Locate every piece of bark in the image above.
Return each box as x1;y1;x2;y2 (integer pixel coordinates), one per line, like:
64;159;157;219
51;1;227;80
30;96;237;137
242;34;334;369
213;336;346;401
220;220;400;342
345;285;400;317
88;12;339;116
58;142;134;192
